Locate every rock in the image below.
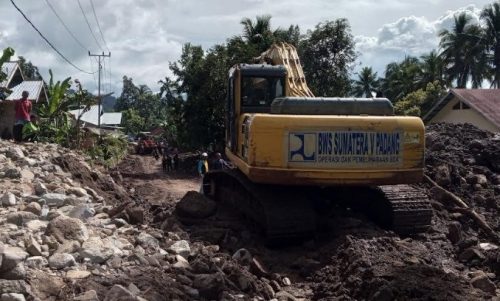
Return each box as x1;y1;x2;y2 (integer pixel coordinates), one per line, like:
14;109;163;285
55;240;80;254
111;218;128;228
67;187;88;197
0;246;28;273
475;174;488;186
175;191;217;218
6;212;38;226
68;204;95;221
6;148;24;160
172;255;190;269
232;248;252;265
372;285;395;301
1;193;16;207
66;270;91;280
275;291;297;301
4;169;21;179
19;170;34;182
46;215;89;243
80;236;115;264
25;256;48;269
458;247;485;262
0;293;26;301
2;262;25;280
0;280;29;294
28;270;64;298
41;193;67;207
447;222;462;244
168;240;190;258
282;277;292;286
435;165;451;186
479;242;499;251
193;273;225;300
25;220;47;232
25;237;42;256
126;207;144;224
23;202;41;215
103;284;136;301
471;273;496;294
136;233;159;249
34;183;48;196
127;283;140;295
48;253;76;270
250;257;269;277
74;290;99;301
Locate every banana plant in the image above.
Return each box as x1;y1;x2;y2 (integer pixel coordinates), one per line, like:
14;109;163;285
0;47;15;97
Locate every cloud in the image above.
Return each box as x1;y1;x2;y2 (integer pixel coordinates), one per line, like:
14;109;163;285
355;4;483;75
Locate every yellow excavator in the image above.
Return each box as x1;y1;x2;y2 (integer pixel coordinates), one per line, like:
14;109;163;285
203;43;432;240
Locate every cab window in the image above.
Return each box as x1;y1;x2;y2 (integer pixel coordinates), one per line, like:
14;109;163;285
241;76;285;107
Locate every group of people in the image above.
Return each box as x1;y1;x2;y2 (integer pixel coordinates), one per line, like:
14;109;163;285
197;152;230;177
158;143;180;173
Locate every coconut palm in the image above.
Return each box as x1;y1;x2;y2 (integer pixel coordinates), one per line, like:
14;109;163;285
439;12;486;88
352;67;379;97
419;50;446;87
481;1;500;87
240;15;274;51
381;57;422;101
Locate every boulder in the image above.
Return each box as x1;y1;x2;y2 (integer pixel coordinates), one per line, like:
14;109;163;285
46;215;89;243
471;273;496;294
175;191;217;219
193;273;225;300
2;263;26;280
447;222;462;244
65;270;91;280
0;246;28;273
6;212;38;226
434;165;451;186
103;285;136;301
25;220;47;232
23;202;41;215
136;233;159;249
25;256;48;269
6;148;24;160
68;204;95;221
168;240;190;258
1;193;16;207
80;237;115;264
0;293;26;301
34;183;48;196
25;237;42;256
0;280;29;294
67;187;88;197
74;290;99;301
19;170;34;182
48;253;76;270
41;193;68;207
4;169;21;179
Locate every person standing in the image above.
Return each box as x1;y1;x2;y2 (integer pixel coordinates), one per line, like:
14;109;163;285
197;152;209;177
12;91;32;142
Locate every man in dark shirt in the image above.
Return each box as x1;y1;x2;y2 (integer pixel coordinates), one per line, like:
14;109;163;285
13;91;32;142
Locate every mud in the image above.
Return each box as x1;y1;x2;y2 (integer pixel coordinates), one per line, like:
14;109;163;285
65;123;499;300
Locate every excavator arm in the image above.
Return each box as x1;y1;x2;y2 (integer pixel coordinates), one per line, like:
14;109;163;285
256;43;315;97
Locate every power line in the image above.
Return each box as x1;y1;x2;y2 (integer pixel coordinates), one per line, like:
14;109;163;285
89;0;110;52
77;0;103;51
44;0;88;51
10;0;94;74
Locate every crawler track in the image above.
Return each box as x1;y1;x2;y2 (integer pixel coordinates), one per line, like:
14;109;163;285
203;169;432;241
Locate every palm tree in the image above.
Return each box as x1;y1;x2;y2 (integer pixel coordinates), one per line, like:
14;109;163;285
419;50;446;87
481;2;500;87
439;12;487;88
352;67;379;97
240;15;275;52
381;57;422;101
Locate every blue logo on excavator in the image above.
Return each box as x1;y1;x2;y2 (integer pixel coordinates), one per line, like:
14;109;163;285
289;133;316;162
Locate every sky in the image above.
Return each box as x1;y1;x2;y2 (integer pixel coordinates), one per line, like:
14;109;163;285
0;0;493;97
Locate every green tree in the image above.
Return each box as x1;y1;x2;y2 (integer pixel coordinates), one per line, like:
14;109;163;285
0;47;15;99
240;15;275;52
419;50;446;87
381;56;422;102
121;108;145;135
300;19;357;96
481;1;500;87
352;67;379;97
439;12;487;88
394;81;446;116
17;56;42;80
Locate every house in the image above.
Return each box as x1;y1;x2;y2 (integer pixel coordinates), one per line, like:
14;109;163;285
69;105;122;130
0;62;47;139
423;89;500;132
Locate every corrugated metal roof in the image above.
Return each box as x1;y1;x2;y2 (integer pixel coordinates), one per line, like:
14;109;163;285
5;81;45;102
0;62;21;88
424;89;500;128
69;105;122;126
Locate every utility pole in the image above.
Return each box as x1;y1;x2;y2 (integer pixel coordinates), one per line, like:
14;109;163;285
88;51;111;129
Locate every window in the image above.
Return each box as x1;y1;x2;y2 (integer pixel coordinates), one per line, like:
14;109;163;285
452;101;470;110
241;76;285;107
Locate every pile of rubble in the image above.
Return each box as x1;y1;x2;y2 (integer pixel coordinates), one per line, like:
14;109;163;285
0;141;297;301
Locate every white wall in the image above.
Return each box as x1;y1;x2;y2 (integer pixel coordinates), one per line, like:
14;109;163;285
430;97;499;132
